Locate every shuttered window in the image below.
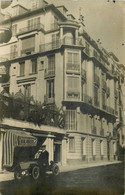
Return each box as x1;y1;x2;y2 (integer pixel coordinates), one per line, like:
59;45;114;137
65;109;77;130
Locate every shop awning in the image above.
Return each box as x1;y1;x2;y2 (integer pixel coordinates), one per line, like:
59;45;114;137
3;129;37;167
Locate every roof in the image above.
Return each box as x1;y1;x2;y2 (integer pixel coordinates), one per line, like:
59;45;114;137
56;5;68;12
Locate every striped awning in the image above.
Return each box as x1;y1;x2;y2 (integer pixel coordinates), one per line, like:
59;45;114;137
3;130;37;167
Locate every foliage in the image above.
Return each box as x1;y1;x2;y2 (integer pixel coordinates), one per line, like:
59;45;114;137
0;93;65;129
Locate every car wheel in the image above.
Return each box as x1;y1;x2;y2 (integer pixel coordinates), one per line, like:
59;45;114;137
32;165;40;180
52;165;59;176
14;170;22;181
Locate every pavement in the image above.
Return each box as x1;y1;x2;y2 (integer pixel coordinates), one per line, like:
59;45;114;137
0;160;123;183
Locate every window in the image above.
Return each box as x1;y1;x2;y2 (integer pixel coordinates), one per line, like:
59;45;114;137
22;36;35;54
48;55;55;72
67;77;79;90
65;109;77;130
102;90;106;108
19;62;25;76
31;59;37;73
52;34;59;49
10;44;17;59
12;24;17;36
67;52;79;64
28;17;40;29
47;79;54;98
24;84;31;97
82;138;86;155
100;140;104;156
69;137;75;152
94;86;99;106
92;139;96;156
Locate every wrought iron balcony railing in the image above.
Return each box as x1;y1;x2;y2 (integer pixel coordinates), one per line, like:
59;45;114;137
44;69;55;78
39;37;82;53
18;23;44;35
21;47;35;56
66;63;80;73
67;90;80;100
0;52;18;62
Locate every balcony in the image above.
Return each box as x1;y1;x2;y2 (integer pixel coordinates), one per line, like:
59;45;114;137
106;87;110;97
44;69;55;78
107;106;114;115
18;23;44;35
44;95;55;104
102;79;107;91
39;37;82;53
66;63;80;74
92;126;96;134
21;47;35;56
83;94;93;105
67;90;80;100
93;49;106;67
10;52;18;60
94;74;100;86
81;69;86;81
0;52;18;62
100;129;104;136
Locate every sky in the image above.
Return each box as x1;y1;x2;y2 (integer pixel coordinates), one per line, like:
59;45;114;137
3;0;125;65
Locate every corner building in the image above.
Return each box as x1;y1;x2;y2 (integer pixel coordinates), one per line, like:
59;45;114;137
0;0;124;165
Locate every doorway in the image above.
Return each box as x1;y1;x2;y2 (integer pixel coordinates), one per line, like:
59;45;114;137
54;144;61;163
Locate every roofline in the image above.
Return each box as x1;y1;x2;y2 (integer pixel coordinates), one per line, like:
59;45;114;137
56;5;68;12
11;4;67;22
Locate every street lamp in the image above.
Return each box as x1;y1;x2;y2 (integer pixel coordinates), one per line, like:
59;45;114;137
0;1;13;44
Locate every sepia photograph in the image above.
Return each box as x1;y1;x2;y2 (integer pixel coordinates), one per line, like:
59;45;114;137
0;0;125;194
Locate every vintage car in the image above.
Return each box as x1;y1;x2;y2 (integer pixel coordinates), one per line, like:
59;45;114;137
14;160;59;181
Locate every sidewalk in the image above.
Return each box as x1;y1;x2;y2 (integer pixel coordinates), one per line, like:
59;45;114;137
0;161;122;183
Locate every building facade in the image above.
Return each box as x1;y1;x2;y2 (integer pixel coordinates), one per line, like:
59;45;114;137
0;0;124;168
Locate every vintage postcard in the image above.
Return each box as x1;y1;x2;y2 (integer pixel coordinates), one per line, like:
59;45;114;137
0;0;124;194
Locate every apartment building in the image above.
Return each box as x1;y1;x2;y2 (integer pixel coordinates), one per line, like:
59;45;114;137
0;0;124;167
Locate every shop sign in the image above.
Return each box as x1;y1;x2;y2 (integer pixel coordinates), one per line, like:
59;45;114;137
18;137;37;147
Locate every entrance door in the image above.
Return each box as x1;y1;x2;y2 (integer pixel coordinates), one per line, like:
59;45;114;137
54;144;61;163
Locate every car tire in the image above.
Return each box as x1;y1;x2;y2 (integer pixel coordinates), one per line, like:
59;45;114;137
32;165;40;180
52;165;59;176
14;170;22;181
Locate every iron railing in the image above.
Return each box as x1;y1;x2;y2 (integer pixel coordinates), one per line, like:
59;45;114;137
18;23;44;35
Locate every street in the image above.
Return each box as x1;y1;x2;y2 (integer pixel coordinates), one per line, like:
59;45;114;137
0;163;124;195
